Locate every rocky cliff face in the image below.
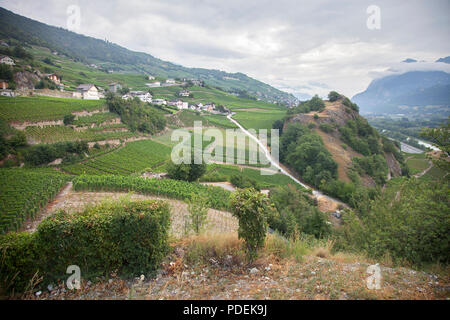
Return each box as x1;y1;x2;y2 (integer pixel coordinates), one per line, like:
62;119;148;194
286;99;403;185
13;70;40;89
289;100;359;128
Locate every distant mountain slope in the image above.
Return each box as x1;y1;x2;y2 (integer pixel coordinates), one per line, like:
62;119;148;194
436;56;450;64
0;7;297;105
352;70;450;115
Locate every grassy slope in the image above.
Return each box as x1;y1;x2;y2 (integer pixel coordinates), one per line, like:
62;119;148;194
0;96;105;122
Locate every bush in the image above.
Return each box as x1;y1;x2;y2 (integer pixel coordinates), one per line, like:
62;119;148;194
167;149;206;182
0;200;171;294
230;174;261;191
319;122;334;133
336;178;450;266
63;114;75;125
0;232;40;295
328;91;341;102
268;185;331;239
230;189;274;262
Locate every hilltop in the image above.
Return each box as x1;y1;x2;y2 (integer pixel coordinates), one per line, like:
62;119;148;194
286;97;402;186
0;7;297;106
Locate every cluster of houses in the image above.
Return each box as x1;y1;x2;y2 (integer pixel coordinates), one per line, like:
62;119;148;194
122;90;153;103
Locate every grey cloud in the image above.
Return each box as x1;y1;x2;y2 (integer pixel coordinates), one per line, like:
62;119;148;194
2;0;449;97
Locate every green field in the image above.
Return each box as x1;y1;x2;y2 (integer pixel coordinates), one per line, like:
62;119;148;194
232;109;286;130
73;112;119;127
73;175;231;211
62;139;172;175
405;153;430;175
0;168;70;234
201;163;295;188
24;125;137;143
0;96;106;122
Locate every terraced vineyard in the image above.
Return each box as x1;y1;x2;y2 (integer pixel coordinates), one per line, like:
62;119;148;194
0;169;71;234
73;174;231;210
25;125;137;143
201;163;295;188
0;96;106;122
62;139;172;175
73;112;120;127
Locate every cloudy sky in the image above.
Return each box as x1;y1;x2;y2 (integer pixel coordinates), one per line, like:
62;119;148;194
1;0;449;98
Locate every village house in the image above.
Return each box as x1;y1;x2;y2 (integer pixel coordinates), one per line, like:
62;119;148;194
147;75;155;80
153;98;167;106
0;56;15;66
203;102;216;112
109;82;122;93
122;91;152;103
45;73;61;84
179;89;190;97
165;79;176;84
73;84;100;100
146;81;160;88
169;99;188;110
0;79;9;90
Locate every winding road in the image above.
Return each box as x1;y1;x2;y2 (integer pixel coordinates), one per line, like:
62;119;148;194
226;113;346;207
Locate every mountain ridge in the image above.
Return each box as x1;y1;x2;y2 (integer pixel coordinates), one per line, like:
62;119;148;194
0;7;298;105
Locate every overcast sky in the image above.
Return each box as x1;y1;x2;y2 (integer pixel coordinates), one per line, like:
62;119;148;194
2;0;449;98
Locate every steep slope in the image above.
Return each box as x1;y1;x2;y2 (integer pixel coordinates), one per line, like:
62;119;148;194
0;7;297;105
285;96;403;188
352;70;450;115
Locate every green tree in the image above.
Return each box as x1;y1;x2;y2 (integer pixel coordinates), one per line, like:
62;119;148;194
166;149;207;182
230;188;274;262
185;193;209;234
328;91;341;102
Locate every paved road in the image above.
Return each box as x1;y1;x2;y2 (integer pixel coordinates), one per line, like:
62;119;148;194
226;113;347;207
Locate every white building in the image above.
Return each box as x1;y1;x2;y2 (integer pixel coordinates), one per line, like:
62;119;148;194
73;84;100;100
136;92;152;103
0;56;15;66
170;100;188;110
179;90;190;97
165;79;176;84
109;82;122;93
146;81;160;88
153;99;167;105
147;75;155;80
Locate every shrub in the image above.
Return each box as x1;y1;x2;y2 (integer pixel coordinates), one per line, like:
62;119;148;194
230;174;261;191
167;149;207;182
313;114;319;120
336;178;450;266
230;189;274;262
63;114;75;125
319;122;334;133
0;200;171;294
0;232;40;295
328;91;341;102
268;185;331;239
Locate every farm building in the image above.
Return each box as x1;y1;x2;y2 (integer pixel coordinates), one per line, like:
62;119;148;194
0;79;8;90
73;84;101;100
45;73;61;84
109;82;122;93
0;56;15;65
